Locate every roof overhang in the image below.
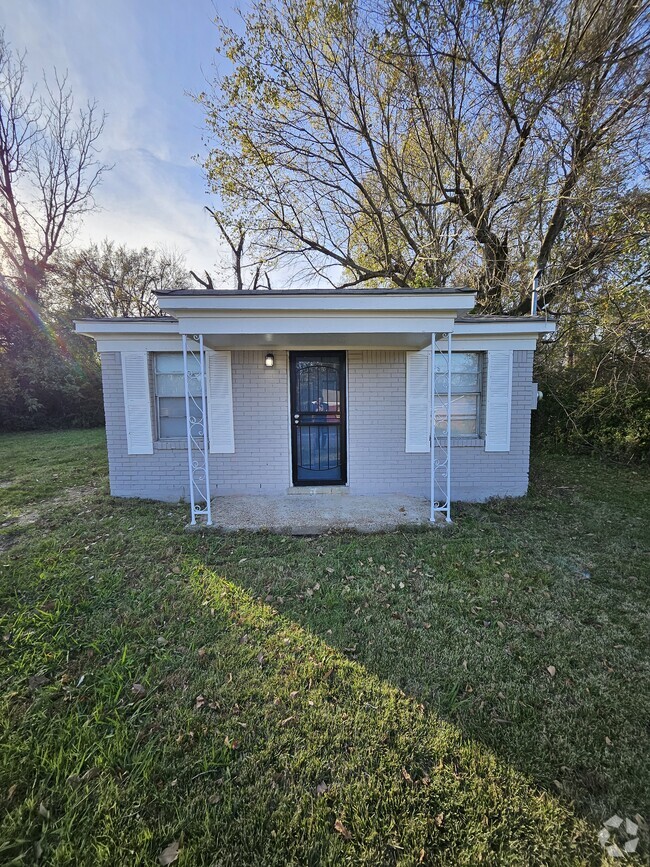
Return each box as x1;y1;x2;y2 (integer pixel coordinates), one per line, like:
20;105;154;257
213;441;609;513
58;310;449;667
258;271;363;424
153;288;475;349
74;289;556;352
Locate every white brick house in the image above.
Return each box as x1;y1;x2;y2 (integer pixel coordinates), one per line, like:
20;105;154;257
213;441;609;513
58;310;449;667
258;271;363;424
76;288;554;524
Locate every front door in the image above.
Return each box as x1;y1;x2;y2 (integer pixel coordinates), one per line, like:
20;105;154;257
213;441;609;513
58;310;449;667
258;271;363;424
290;351;347;485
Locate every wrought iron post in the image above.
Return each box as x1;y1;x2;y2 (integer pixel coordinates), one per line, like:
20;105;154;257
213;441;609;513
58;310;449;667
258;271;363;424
430;332;452;523
182;334;213;526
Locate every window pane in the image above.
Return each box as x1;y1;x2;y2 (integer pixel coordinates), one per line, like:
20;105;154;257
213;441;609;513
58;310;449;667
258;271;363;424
434;352;479;374
436;372;480;393
434;394;479;437
159;415;187;438
158;397;186;418
451;416;478;436
155;352;200;374
156;373;184;397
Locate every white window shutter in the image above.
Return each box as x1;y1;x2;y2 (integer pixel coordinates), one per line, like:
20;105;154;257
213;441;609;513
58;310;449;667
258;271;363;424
207;350;235;454
406;348;431;453
121;352;153;455
485;350;513;452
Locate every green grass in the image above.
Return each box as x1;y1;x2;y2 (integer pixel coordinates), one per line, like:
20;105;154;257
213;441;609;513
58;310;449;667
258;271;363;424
0;429;648;865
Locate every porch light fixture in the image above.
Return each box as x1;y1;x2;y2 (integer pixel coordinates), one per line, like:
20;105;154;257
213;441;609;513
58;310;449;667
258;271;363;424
264;353;275;368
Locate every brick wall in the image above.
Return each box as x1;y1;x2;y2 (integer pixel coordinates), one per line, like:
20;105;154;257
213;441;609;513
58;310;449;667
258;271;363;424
100;348;534;503
347;349;533;500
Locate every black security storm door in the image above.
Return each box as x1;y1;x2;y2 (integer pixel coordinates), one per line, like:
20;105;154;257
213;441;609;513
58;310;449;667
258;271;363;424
289;351;347;485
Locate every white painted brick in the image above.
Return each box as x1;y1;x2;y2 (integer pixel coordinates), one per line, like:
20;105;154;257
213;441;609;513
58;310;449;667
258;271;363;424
100;348;535;503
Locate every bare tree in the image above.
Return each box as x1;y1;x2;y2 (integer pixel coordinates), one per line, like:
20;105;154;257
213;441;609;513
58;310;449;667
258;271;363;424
199;0;649;310
190;207;273;291
0;30;108;303
50;240;190;318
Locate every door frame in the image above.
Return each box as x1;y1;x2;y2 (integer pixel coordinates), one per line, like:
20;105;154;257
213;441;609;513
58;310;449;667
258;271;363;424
289;350;347;486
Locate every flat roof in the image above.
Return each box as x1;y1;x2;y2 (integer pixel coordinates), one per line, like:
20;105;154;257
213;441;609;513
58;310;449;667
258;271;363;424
75;312;553;325
154;287;475;297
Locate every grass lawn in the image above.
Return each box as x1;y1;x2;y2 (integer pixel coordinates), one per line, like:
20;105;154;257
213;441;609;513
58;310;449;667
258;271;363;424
0;429;648;865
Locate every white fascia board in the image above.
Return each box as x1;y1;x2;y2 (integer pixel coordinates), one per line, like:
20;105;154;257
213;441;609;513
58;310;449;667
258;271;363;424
451;337;539;351
156;293;476;315
75;319;179;337
454;320;556;336
95;336;199;353
176;313;457;335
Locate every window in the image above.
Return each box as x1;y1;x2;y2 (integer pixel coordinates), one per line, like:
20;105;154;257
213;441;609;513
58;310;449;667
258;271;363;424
154;353;204;439
434;352;481;437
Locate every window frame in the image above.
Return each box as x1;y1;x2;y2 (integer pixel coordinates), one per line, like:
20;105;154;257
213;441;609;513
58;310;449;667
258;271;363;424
153;352;205;442
433;352;483;439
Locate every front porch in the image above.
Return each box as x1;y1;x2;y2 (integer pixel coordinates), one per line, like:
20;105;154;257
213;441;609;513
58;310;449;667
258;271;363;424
189;492;447;535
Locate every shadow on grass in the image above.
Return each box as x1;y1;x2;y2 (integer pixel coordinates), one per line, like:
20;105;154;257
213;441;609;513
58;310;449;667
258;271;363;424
1;447;647;864
187;454;649;835
180;560;602;864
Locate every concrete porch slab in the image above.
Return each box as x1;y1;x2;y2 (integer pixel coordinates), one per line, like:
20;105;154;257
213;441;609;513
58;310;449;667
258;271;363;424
196;493;443;534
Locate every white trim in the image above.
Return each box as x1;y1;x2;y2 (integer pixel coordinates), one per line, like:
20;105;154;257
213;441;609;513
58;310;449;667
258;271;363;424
485;350;513;452
454;320;554;336
95;337;197;353
75;319;178;334
156;293;476;314
175;313;458;336
449;337;539;351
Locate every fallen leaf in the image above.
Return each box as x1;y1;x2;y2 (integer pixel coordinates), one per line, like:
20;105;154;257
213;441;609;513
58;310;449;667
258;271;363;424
546;665;556;677
435;812;444;827
38;803;50;820
158;840;180;865
315;782;328;796
7;784;17;801
131;683;146;700
194;695;206;710
418;848;425;863
157;636;168;647
334;818;352;840
401;767;413;783
198;647;207;658
605;736;612;746
257;652;265;665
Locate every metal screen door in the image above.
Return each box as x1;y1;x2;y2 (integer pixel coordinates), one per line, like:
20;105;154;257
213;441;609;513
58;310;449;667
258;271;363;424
290;351;347;485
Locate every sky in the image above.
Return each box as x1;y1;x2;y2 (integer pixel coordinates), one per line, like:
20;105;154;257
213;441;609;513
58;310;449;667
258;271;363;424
2;0;242;281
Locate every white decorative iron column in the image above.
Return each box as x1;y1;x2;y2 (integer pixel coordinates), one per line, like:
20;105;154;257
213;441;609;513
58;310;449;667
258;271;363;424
182;334;213;526
430;332;452;523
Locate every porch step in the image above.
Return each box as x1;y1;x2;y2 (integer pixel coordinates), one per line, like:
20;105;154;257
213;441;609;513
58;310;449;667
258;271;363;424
286;486;350;495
